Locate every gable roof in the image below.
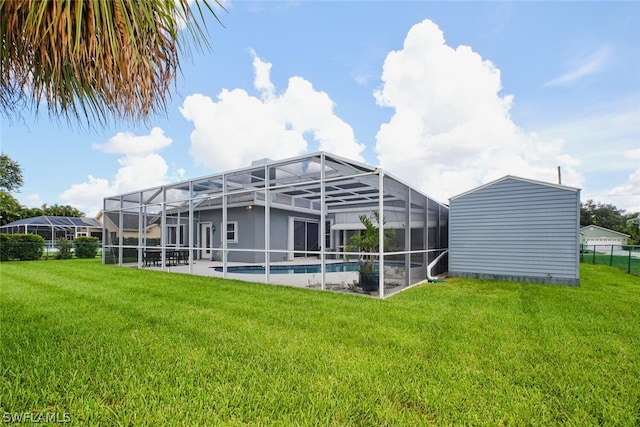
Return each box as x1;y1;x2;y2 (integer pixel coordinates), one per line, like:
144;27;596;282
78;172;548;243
449;175;580;201
579;224;630;238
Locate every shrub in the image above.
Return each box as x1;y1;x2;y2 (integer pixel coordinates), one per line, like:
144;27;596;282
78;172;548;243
0;233;45;261
0;234;11;261
56;238;73;259
74;236;100;258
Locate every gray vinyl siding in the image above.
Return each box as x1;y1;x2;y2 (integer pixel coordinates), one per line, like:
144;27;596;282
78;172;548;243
449;177;580;286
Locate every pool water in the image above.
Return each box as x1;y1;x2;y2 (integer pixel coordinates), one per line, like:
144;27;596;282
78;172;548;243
212;262;362;274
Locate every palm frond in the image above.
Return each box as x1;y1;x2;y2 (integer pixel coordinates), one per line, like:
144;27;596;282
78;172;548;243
0;0;224;128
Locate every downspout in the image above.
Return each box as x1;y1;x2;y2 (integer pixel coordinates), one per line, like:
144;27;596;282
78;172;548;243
427;249;448;282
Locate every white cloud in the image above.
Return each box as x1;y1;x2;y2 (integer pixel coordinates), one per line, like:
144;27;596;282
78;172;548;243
93;127;171;156
251;49;276;100
171;167;187;181
597;151;640;213
19;193;44;208
625;148;640;160
374;19;583;203
604;168;640;213
535;99;639;212
59;128;173;216
59;176;112;216
538;106;640;172
544;46;611;87
180;52;365;171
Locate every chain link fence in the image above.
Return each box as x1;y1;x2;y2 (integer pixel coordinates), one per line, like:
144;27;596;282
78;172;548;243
580;244;640;275
3;239;638;277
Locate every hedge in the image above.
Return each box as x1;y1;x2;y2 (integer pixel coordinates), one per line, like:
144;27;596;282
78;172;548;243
74;236;100;258
56;238;73;259
0;233;45;261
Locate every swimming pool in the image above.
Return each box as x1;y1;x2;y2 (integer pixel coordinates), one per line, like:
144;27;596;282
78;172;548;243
212;262;361;274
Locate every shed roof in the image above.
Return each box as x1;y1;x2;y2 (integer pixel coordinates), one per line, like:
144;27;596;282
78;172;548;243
449;175;580;201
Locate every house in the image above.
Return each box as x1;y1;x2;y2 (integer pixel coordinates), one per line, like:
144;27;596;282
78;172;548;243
0;215;102;244
448;176;581;286
96;210;161;243
580;225;629;250
102;152;450;297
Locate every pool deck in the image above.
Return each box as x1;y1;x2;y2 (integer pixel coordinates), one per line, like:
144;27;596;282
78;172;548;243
143;258;361;289
135;257;427;297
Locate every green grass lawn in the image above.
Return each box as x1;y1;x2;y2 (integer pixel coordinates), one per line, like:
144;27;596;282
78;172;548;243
1;260;639;425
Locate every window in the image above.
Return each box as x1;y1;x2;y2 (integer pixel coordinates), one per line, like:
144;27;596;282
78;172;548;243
225;221;238;243
168;224;185;246
325;219;332;250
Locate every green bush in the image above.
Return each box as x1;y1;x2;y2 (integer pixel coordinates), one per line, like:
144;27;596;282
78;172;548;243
15;234;45;260
0;233;45;261
0;234;11;261
74;236;100;258
55;238;73;259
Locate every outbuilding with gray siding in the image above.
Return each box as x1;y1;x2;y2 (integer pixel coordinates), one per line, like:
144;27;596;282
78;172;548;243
448;176;580;286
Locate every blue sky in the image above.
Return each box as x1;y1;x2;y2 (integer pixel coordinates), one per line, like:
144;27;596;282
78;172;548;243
2;1;639;216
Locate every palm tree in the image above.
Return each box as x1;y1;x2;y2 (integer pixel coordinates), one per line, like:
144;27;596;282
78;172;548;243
346;211;396;292
0;0;222;127
347;210;397;270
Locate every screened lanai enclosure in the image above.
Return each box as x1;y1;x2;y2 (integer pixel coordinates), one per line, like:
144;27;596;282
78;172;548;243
0;215;102;245
103;152;448;297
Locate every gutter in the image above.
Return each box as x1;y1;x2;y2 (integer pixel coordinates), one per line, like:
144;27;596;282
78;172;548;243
427;250;448;283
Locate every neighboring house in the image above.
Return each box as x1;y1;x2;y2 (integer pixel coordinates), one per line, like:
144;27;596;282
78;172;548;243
448;176;581;286
96;210;161;242
580;225;629;249
102;152;450;297
0;215;102;243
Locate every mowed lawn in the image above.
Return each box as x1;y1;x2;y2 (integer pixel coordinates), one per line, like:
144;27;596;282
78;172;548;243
1;260;639;425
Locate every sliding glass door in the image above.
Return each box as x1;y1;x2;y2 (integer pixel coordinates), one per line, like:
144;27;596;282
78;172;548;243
293;219;319;257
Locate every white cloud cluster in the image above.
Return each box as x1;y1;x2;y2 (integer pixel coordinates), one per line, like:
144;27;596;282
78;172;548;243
606;169;640;213
56;18;636;217
375;19;583;203
180;51;365;171
59;127;172;216
533;103;639;212
604;148;640;213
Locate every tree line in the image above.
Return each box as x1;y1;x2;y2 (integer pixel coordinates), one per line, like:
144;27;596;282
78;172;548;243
0;154;83;226
580;199;640;244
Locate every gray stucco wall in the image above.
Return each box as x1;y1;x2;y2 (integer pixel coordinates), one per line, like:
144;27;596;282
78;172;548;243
448;177;580;286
